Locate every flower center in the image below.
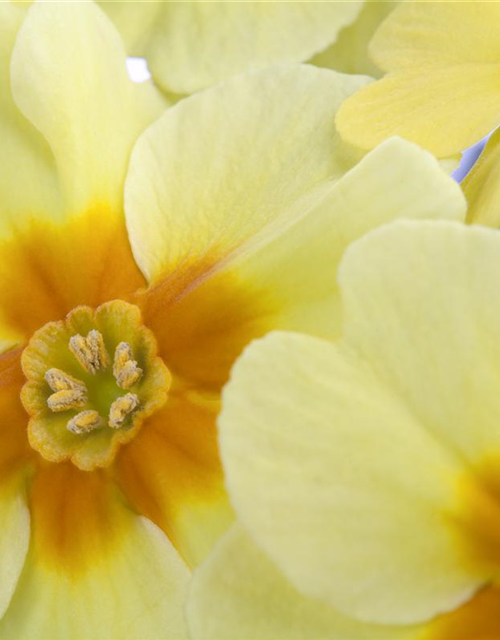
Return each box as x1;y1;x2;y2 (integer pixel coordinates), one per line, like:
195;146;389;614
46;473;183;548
21;300;171;471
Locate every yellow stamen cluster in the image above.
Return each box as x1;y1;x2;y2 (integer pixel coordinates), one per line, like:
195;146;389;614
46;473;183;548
22;300;171;470
46;330;144;435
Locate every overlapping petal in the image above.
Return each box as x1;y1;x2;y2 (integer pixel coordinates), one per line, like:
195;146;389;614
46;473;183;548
311;1;397;78
219;220;500;629
336;1;500;156
219;330;476;625
102;1;363;95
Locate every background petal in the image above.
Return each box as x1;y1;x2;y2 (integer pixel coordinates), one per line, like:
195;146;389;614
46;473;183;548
138;2;363;94
336;2;500;156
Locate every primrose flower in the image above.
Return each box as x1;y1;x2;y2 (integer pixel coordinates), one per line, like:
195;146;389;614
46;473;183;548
188;220;500;640
336;1;500;158
0;2;465;637
98;0;396;96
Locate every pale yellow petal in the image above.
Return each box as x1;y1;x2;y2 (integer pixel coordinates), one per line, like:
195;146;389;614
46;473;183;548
97;0;161;52
219;331;478;625
311;1;398;78
187;523;422;640
0;480;30;621
208;136;465;341
370;1;500;72
462;128;500;227
0;470;190;639
11;1;167;215
336;2;500;157
0;3;61;221
339;221;500;465
336;65;500;157
125;65;370;284
141;2;363;94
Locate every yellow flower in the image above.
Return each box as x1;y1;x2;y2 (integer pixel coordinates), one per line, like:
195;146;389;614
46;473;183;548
0;2;462;638
336;1;500;158
98;0;396;96
187;220;500;640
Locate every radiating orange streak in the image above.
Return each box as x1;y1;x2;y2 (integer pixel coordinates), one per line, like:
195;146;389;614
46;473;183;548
140;266;273;393
427;586;500;640
0;348;33;483
115;393;225;560
29;463;128;575
450;459;500;577
0;206;145;340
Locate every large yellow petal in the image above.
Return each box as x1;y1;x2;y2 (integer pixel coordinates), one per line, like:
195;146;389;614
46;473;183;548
339;221;500;466
187;523;421;640
0;464;190;640
10;1;167;216
311;1;398;78
0;3;61;223
336;2;500;157
219;331;479;625
135;2;363;95
462;128;500;227
125;65;370;285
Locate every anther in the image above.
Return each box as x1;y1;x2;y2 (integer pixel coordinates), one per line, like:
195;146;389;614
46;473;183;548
45;368;86;393
69;330;109;374
108;393;139;429
67;410;102;435
113;342;142;389
47;389;87;412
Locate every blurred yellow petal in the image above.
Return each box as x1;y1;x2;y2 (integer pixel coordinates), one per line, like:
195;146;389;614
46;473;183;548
0;464;190;640
133;2;363;95
337;2;500;157
312;1;398;77
11;1;166;215
125;65;369;285
187;523;421;640
370;1;500;72
97;0;161;52
462;129;500;227
220;330;477;624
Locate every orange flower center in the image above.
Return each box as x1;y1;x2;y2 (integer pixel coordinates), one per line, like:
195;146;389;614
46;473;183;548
20;300;171;471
